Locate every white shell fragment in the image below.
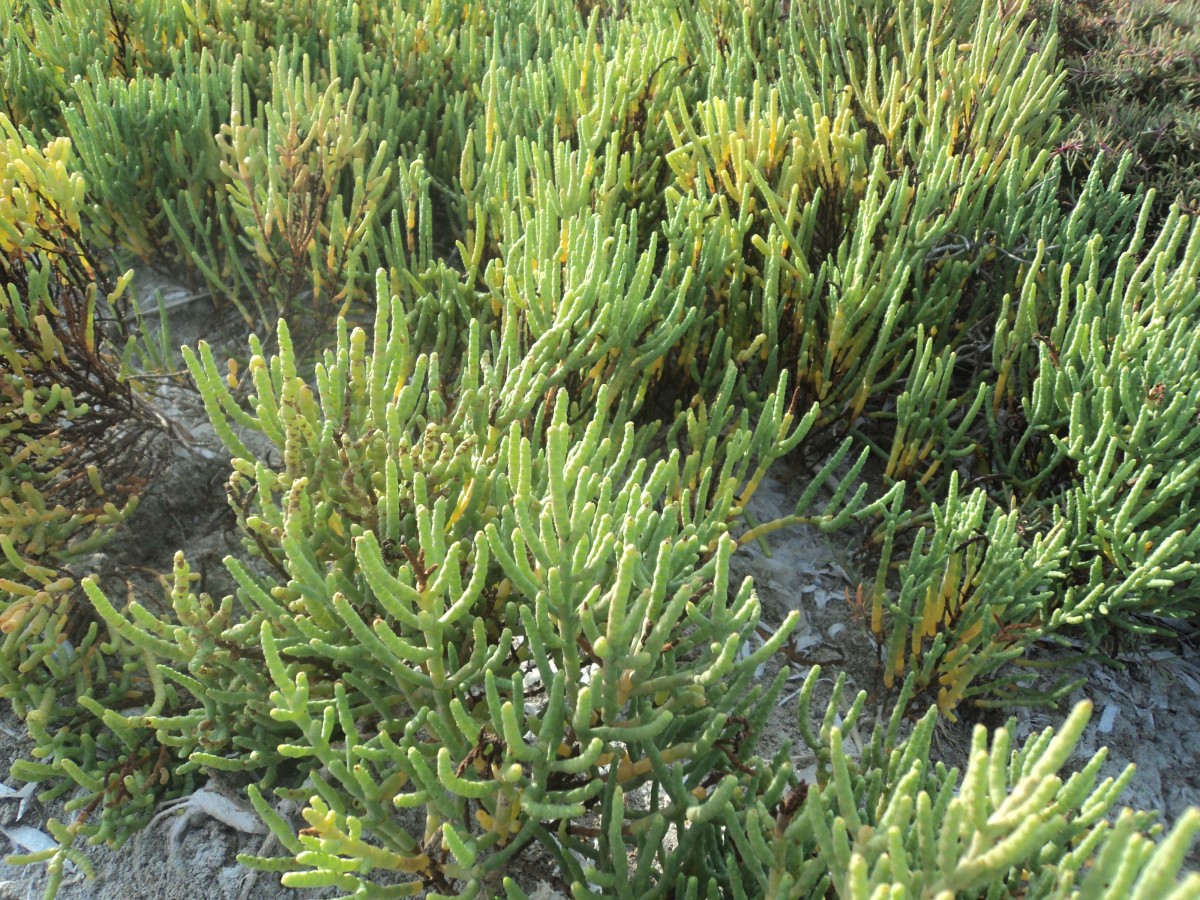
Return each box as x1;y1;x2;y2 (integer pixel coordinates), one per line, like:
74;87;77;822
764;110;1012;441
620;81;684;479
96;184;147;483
0;780;36;823
0;823;57;854
149;784;268;859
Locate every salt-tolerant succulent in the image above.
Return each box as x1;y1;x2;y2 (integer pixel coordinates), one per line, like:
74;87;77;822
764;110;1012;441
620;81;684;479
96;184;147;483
0;114;163;659
74;274;813;895
0;0;1199;897
0;115;172;897
1040;0;1200;220
729;670;1200;899
880;191;1200;711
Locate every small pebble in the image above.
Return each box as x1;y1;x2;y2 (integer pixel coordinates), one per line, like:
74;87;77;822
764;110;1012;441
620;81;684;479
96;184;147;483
1098;703;1120;734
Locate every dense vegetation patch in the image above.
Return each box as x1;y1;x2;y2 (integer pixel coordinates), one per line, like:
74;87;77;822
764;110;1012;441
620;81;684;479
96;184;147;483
1;0;1198;897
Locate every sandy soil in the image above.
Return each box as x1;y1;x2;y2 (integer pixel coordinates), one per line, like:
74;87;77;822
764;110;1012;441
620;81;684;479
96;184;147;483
2;270;1198;899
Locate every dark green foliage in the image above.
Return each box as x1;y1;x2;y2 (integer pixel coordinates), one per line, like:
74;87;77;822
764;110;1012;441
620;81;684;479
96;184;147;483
1035;0;1200;218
